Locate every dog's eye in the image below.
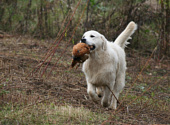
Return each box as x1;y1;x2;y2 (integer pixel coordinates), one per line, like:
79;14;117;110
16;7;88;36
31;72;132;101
90;35;95;38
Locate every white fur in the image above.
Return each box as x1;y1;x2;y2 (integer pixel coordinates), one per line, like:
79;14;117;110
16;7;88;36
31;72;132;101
81;21;137;109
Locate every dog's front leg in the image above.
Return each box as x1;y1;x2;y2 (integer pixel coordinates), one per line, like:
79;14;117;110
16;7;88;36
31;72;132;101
109;73;125;109
87;82;100;103
101;86;112;107
109;90;119;110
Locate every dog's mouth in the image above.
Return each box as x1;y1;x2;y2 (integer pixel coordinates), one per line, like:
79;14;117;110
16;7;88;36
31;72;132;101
89;44;95;51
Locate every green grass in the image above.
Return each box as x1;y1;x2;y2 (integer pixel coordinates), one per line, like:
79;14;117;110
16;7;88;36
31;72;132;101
0;103;108;125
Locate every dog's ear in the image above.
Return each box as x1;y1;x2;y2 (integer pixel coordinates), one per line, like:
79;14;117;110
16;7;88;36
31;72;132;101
101;35;107;51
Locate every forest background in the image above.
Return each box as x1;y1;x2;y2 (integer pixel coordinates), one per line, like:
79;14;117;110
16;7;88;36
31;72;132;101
0;0;169;124
0;0;169;57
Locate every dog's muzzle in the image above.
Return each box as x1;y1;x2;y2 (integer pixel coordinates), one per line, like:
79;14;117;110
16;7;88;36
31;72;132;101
81;38;95;51
81;38;86;43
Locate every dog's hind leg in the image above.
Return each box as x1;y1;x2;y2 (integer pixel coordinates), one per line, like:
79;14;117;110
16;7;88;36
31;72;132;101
87;83;100;103
96;87;103;98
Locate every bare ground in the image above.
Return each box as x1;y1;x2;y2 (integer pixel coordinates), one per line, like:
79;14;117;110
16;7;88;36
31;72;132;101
0;36;169;124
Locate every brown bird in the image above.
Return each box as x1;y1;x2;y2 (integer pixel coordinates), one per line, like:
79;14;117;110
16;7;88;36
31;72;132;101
71;43;91;68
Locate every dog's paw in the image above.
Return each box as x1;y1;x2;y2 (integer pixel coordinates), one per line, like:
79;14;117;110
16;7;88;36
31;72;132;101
88;94;100;104
101;101;109;107
98;94;102;98
108;104;117;110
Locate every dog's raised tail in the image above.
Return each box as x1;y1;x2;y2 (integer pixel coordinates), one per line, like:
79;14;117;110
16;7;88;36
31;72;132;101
114;21;137;49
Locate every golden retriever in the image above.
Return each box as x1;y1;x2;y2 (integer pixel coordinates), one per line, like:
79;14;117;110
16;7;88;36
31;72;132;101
81;21;137;109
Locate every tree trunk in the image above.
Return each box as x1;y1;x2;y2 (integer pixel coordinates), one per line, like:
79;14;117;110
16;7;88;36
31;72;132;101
25;0;32;33
165;0;170;55
84;0;90;32
44;1;48;36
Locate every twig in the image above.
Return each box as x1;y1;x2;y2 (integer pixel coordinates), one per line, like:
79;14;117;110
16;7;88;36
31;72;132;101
40;0;82;77
106;85;120;104
47;0;90;77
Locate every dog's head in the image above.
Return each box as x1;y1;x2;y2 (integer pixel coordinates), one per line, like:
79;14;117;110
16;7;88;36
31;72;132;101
80;30;107;52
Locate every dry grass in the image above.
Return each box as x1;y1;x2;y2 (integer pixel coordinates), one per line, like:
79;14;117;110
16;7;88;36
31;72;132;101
0;36;169;124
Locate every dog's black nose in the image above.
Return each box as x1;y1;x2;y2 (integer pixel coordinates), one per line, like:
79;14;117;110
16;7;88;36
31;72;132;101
81;38;86;43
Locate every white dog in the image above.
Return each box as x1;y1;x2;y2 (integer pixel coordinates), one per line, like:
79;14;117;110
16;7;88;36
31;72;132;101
81;21;137;109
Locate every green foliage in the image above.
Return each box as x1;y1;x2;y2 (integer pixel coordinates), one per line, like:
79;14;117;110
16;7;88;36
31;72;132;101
159;0;170;5
0;0;167;52
0;79;10;95
0;90;10;95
